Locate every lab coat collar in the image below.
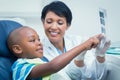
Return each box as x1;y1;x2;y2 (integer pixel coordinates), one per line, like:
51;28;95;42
42;35;73;52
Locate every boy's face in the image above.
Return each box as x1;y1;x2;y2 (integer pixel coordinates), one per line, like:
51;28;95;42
19;28;43;58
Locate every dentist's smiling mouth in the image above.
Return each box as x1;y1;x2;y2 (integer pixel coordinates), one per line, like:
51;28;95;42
49;31;60;36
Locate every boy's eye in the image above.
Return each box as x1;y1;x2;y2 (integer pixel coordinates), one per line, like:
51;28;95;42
38;38;40;41
29;39;35;42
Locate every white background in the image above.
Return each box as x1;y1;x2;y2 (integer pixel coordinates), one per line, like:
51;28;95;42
0;0;120;42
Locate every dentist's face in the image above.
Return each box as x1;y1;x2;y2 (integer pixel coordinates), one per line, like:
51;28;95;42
43;11;69;43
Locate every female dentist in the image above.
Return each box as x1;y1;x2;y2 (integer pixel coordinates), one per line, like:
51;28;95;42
41;1;110;80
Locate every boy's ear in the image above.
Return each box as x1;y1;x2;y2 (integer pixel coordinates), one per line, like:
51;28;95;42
12;45;22;54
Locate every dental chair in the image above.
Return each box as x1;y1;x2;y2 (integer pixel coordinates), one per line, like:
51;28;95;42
0;20;22;80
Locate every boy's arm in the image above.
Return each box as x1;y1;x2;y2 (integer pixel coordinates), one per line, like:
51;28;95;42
28;34;100;78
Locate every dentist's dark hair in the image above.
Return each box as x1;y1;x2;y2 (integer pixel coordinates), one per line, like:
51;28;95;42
41;1;72;26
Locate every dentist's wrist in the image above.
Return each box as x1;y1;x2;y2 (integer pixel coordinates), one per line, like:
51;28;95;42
96;56;105;63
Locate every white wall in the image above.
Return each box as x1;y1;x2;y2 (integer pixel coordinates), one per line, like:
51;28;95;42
0;0;120;42
0;0;45;38
60;0;101;37
98;0;120;42
0;0;41;16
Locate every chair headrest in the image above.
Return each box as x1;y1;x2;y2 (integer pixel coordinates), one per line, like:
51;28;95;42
0;20;22;58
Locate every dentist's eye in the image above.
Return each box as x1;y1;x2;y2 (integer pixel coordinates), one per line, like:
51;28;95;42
46;19;52;24
47;21;52;24
58;20;64;25
58;22;63;25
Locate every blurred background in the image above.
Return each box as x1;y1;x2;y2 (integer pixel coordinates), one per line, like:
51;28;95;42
0;0;120;43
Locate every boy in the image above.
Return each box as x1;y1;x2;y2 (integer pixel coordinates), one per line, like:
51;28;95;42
7;26;103;80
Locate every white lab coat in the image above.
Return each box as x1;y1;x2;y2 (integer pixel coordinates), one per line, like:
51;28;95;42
41;34;107;80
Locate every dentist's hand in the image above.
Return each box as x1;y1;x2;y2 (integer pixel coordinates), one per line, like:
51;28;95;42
95;34;111;57
75;34;101;61
74;34;102;67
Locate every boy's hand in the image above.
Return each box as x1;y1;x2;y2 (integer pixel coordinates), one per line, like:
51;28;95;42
83;34;103;50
